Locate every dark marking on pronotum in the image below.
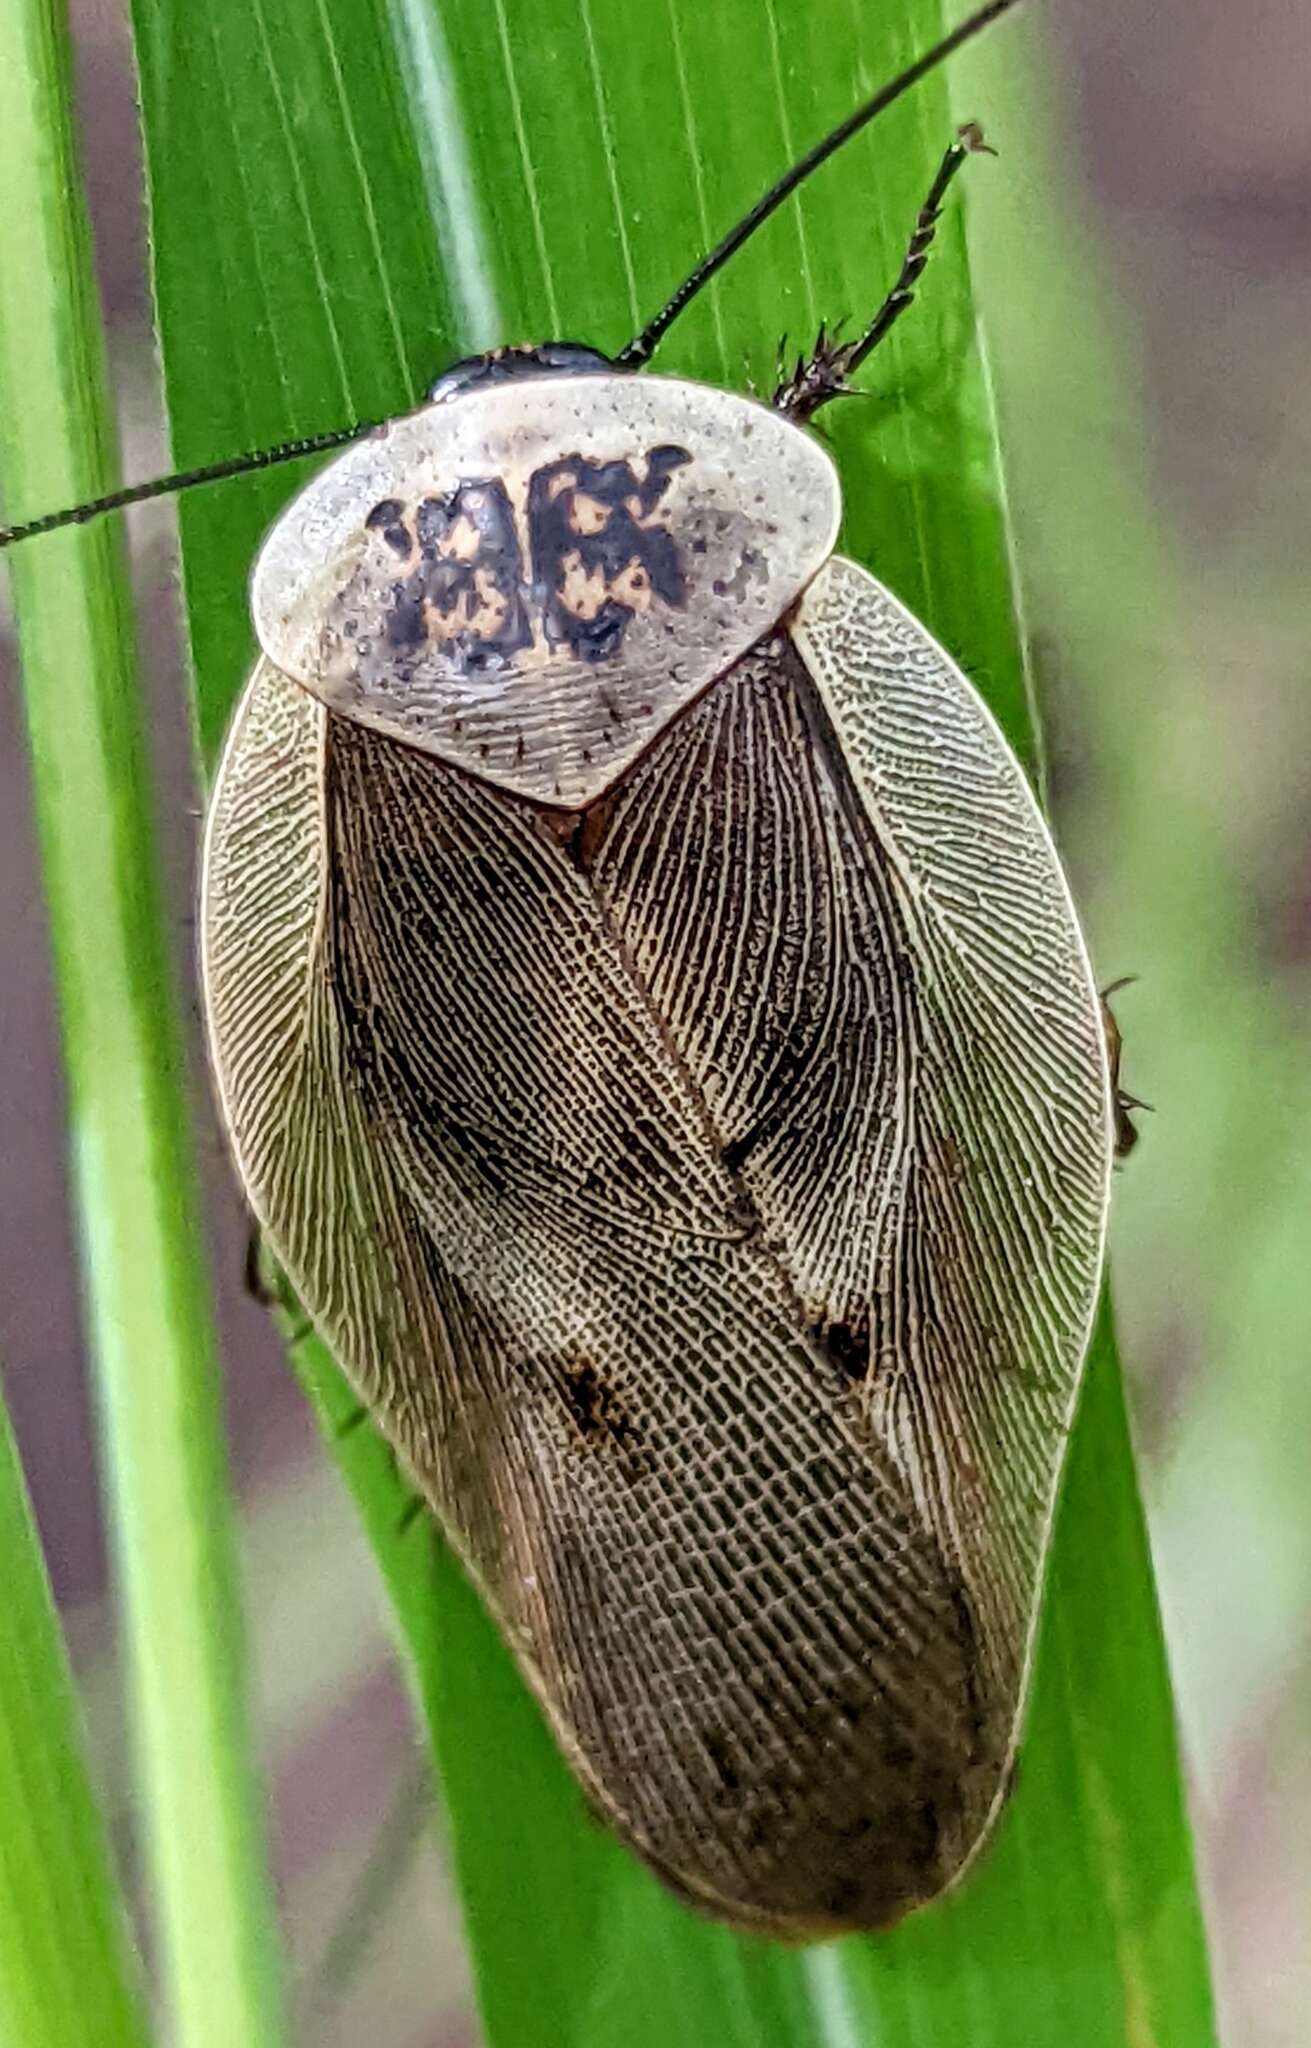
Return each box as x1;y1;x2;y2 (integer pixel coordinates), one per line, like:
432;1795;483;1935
384;592;427;650
711;545;766;601
364;478;534;676
365;446;693;672
414;477;532;669
364;497;410;557
528;444;692;663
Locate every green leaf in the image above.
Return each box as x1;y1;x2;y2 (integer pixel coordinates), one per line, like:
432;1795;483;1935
124;0;1215;2042
0;1;286;2041
0;1383;149;2048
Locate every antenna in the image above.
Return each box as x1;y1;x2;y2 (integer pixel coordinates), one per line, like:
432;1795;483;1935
0;0;1022;550
616;0;1022;368
0;422;379;550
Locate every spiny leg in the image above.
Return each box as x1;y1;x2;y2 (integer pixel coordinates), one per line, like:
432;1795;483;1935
774;122;994;423
243;1223;316;1346
242;1226;426;1510
1101;976;1152;1164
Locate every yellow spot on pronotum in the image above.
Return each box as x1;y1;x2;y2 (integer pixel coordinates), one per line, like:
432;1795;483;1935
558;550;611;621
610;558;653;611
439;513;482;562
567;490;612;536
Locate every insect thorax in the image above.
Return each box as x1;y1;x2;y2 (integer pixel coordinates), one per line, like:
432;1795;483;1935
249;373;841;808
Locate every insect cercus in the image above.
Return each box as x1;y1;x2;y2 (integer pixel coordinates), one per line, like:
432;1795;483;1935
3;0;1134;1937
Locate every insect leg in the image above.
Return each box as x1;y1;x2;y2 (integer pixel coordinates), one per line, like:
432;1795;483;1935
243;1227;389;1456
773;122;994;423
1100;977;1153;1164
242;1224;315;1344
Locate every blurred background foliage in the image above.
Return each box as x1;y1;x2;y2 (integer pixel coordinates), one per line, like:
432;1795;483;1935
0;0;1306;2044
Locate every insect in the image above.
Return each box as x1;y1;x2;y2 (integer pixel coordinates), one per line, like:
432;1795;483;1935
4;0;1119;1938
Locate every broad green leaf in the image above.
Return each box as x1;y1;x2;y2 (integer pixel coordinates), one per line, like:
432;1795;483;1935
0;1;286;2041
125;0;1215;2042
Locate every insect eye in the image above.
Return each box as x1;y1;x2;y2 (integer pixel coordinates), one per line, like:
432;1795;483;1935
427;342;616;405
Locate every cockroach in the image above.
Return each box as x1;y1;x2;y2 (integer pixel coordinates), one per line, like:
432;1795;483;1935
2;0;1120;1936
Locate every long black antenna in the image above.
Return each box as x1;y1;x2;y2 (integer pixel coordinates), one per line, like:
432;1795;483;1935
0;0;1021;550
0;421;378;550
615;0;1022;369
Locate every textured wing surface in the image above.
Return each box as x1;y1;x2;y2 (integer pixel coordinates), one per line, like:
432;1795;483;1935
590;560;1110;1724
201;573;1107;1932
782;558;1112;1673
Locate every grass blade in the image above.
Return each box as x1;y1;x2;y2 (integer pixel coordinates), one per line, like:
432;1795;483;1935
0;2;286;2040
0;1382;149;2048
121;0;1215;2040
